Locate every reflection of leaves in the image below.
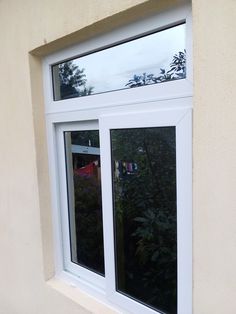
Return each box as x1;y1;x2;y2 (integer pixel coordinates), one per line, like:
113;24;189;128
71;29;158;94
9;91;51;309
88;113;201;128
126;50;186;88
133;208;176;263
155;68;173;82
169;50;186;75
126;73;157;88
58;60;94;99
79;86;94;96
112;127;177;313
59;61;86;87
73;174;104;275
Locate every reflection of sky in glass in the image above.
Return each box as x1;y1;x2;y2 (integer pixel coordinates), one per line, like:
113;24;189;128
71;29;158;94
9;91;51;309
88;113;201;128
72;24;185;93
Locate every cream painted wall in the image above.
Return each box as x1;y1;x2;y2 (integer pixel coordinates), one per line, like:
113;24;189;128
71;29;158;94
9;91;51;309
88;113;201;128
0;0;235;314
192;1;236;313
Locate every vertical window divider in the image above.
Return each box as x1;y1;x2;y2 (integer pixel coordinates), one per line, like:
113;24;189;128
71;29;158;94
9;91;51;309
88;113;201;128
99;123;117;297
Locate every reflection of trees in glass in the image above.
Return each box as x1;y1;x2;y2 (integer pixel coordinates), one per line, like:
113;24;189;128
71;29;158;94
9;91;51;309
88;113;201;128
111;127;177;314
125;73;158;88
70;130;104;275
73;173;104;275
126;50;186;88
58;60;93;99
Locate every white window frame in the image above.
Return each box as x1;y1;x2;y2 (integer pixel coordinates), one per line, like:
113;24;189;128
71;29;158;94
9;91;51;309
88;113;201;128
43;2;192;313
56;121;105;291
43;2;192;114
100;106;192;314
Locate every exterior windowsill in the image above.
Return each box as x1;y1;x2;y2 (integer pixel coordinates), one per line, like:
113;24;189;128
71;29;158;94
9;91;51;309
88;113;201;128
47;276;123;314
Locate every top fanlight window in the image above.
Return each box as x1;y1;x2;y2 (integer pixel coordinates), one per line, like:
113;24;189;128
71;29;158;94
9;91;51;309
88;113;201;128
52;23;186;101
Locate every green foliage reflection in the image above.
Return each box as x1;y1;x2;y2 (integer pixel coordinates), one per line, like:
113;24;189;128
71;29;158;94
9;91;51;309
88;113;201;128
126;50;186;88
58;60;93;99
111;127;177;314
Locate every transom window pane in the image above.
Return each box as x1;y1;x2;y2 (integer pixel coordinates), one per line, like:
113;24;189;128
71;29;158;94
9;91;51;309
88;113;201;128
52;23;186;100
111;127;177;314
64;130;105;276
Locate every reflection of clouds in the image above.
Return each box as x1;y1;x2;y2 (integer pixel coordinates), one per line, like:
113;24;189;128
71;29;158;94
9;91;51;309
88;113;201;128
72;24;185;93
122;59;168;77
90;57;173;92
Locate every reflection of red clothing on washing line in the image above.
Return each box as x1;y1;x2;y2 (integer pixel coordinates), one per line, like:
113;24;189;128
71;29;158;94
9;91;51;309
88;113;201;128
74;161;98;177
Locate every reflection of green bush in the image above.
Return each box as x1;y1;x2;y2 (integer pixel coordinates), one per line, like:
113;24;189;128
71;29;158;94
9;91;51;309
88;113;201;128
73;174;104;275
112;127;177;314
58;61;94;99
126;50;186;88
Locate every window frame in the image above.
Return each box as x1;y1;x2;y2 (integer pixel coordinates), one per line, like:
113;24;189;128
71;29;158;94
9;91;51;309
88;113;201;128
100;106;192;314
43;2;192;114
56;121;105;291
43;2;192;313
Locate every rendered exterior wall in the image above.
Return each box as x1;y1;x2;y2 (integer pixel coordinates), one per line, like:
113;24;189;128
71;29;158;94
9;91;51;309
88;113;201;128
0;1;235;314
192;1;236;313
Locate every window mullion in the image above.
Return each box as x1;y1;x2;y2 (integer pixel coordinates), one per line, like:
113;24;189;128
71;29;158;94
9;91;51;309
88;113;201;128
99;123;117;297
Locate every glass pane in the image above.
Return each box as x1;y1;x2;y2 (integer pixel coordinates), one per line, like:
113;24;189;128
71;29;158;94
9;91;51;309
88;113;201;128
53;24;186;100
64;130;105;276
111;127;177;314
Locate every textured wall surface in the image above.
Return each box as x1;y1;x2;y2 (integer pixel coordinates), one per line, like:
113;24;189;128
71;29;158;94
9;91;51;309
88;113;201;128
0;0;235;313
192;0;236;313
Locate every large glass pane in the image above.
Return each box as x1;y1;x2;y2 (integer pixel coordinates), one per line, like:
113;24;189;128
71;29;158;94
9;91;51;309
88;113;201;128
53;24;186;100
111;127;177;314
64;130;105;275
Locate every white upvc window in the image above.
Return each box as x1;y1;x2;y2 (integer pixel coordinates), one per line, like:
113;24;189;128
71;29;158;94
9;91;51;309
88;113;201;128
43;2;192;314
